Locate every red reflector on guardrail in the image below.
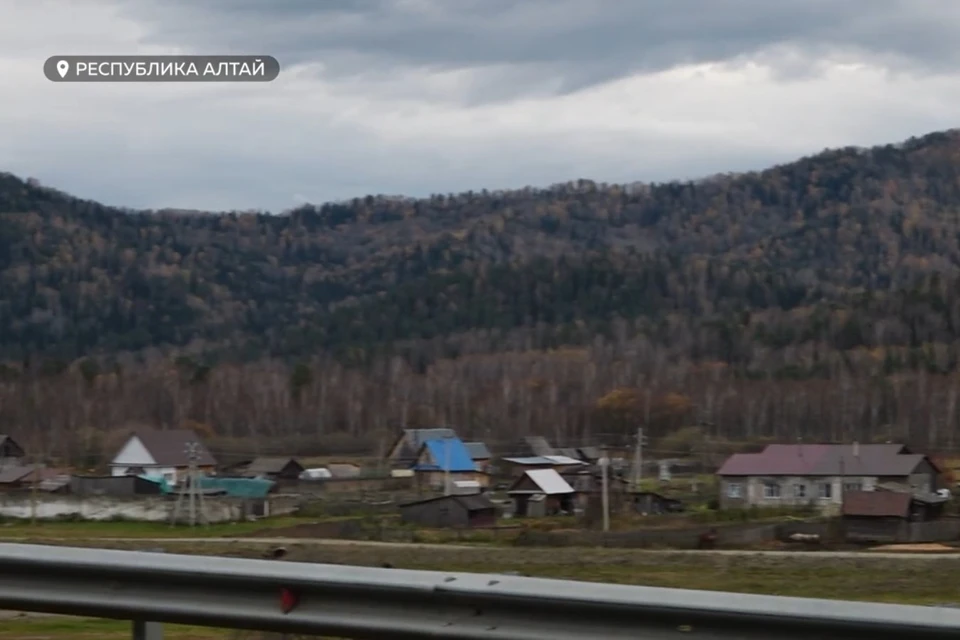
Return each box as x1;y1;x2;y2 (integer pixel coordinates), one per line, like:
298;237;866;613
280;587;299;614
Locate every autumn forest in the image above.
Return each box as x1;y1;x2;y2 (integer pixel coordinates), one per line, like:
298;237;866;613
3;129;960;463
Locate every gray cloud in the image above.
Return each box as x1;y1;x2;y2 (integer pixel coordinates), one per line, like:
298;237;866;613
125;0;960;98
2;0;959;213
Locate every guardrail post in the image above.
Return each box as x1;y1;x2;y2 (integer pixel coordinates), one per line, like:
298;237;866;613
132;620;163;640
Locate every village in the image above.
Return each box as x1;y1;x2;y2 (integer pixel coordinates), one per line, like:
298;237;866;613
0;428;956;550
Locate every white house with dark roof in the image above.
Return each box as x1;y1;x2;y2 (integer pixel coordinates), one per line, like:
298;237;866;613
109;429;216;485
716;443;940;511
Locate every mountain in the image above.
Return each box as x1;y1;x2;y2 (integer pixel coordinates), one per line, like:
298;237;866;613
3;129;960;377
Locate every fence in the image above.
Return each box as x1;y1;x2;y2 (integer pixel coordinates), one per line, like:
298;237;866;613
514;521;784;549
1;543;960;639
845;517;960;544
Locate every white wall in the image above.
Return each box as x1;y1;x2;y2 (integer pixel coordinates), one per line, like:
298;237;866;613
736;475;877;508
0;494;243;522
111;436;155;466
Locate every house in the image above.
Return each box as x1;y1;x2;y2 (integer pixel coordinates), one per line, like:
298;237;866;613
508;469;575;517
109;429;217;485
411;437;489;489
399;493;498;528
70;475;166;497
386;428;457;466
501;455;587;477
463;442;492;472
560;467;628;512
239;457;304;481
0;436;26;468
715;443;939;512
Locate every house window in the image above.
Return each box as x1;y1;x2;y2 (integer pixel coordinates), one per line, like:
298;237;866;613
794;483;807;499
819;482;833;499
726;482;742;498
843;482;862;492
763;482;781;499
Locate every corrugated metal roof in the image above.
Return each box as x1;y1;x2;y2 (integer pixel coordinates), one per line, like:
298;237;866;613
463;442;491;460
413;438;475;472
38;474;71;492
0;465;38;484
717;444;924;477
521;469;575;495
842;490;911;517
502;455;585;466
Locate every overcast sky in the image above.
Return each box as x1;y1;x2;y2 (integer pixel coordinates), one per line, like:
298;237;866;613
2;0;959;212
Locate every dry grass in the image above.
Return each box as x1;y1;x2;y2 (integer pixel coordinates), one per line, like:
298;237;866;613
0;616;230;639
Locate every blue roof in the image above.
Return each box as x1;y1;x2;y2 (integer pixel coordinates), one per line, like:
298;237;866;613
412;437;475;472
196;476;274;498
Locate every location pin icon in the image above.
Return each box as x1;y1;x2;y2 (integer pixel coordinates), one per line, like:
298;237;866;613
56;60;69;79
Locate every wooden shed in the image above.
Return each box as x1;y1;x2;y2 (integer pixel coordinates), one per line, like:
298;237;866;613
398;494;498;528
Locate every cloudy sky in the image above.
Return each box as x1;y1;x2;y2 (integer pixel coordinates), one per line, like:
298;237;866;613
2;0;959;212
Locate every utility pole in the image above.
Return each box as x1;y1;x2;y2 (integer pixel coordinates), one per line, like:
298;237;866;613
633;427;645;491
171;442;208;527
444;438;452;496
839;454;846;515
600;451;610;532
30;454;39;526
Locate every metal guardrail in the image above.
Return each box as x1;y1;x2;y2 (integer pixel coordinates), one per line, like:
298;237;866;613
1;543;960;639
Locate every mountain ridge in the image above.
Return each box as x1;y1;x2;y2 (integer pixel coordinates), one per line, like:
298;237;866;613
2;129;960;372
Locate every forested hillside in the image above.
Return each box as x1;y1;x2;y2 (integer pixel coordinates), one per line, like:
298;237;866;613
3;129;960;459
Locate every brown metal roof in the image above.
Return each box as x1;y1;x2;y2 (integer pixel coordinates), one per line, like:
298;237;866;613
717;443;925;477
842;490;912;518
0;465;36;484
0;465;65;485
133;429;217;467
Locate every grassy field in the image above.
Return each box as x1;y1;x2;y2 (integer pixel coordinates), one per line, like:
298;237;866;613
0;616;231;639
